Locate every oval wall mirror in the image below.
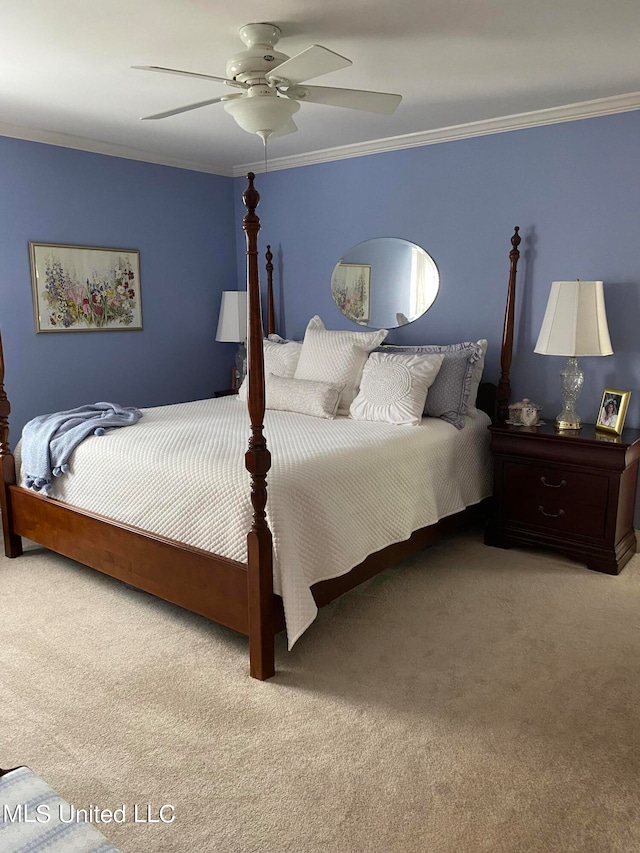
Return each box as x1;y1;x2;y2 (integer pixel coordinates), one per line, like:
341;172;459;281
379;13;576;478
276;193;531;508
331;237;440;330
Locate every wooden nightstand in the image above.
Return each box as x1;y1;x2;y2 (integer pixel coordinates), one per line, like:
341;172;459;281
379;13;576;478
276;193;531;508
485;422;640;575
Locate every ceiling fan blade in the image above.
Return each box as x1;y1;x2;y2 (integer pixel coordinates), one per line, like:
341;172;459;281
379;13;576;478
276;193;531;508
265;45;351;85
140;93;243;120
269;118;299;139
132;65;247;88
285;85;402;115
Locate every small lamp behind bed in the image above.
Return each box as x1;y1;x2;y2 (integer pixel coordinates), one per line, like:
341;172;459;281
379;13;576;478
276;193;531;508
216;291;248;391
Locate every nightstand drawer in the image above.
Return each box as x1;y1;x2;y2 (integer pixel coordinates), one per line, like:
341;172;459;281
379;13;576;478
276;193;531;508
504;461;609;508
503;462;608;537
503;493;607;538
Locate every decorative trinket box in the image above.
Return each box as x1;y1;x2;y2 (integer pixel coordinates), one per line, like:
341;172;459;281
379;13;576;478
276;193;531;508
507;398;542;426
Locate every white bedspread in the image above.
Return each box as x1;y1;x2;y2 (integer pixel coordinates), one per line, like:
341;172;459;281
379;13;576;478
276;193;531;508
17;397;492;647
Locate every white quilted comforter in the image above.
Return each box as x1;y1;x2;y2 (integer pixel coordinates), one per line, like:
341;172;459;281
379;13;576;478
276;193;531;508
18;397;492;646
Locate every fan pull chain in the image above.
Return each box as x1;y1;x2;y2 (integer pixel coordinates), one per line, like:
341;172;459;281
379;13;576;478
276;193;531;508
263;137;269;174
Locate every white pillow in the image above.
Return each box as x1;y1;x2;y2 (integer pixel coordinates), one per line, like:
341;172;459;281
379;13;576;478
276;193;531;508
238;339;302;401
466;339;488;416
376;341;482;429
350;352;444;426
265;375;342;419
294;316;387;414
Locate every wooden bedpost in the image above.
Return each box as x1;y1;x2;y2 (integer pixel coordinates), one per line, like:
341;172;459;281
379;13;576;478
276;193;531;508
265;245;275;337
496;226;521;423
0;331;23;558
242;173;275;680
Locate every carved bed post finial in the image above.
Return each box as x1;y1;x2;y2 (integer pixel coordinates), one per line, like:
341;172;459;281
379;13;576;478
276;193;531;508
497;226;521;423
0;331;23;557
243;171;259;216
265;245;275;337
242;173;275;680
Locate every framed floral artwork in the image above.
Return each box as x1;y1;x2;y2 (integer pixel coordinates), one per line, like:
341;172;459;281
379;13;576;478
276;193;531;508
30;242;142;332
331;262;371;323
595;387;630;435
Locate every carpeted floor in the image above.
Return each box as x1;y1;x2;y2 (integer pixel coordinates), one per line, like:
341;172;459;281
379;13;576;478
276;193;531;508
2;527;640;853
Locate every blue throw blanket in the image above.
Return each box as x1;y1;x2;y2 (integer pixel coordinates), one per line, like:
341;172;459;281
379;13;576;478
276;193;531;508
21;402;142;494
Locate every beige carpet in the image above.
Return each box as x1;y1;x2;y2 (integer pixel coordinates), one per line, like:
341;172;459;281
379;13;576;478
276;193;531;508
2;527;640;853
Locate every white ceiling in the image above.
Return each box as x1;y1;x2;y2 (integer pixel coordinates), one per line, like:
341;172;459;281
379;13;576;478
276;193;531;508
2;1;640;177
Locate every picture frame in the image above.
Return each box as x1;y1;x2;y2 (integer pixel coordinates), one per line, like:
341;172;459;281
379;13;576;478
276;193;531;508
595;387;630;435
331;262;371;323
30;242;142;332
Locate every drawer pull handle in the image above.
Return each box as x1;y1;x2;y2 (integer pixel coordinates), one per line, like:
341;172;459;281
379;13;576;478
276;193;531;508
540;476;567;488
538;506;565;518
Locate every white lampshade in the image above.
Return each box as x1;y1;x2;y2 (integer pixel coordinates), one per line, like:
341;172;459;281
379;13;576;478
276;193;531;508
216;291;247;343
224;95;300;142
534;280;613;357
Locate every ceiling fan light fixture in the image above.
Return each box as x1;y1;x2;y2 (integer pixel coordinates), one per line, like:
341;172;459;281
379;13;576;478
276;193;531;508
224;94;300;141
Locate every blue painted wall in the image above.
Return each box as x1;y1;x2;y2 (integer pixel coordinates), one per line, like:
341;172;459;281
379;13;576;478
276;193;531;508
235;109;640;432
3;109;639;459
0;137;236;444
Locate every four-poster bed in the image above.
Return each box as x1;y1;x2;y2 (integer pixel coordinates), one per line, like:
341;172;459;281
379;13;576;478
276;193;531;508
0;173;521;680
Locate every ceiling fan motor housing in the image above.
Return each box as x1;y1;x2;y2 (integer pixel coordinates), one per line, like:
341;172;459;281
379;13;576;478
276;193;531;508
226;48;289;82
227;23;288;82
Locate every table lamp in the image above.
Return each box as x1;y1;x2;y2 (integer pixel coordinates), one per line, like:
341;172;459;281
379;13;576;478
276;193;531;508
534;280;613;430
216;291;247;390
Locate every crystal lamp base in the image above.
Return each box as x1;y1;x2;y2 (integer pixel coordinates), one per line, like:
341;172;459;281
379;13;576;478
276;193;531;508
556;356;583;430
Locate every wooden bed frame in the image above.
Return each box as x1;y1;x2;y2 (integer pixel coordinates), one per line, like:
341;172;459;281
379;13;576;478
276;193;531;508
0;173;521;680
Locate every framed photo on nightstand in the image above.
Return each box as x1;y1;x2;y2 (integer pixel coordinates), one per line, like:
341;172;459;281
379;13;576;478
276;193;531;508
596;388;630;435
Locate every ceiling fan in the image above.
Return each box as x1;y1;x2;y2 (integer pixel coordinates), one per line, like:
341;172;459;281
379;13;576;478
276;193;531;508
133;22;402;143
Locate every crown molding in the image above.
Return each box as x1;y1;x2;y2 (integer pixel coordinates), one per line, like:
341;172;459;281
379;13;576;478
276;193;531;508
234;91;640;176
1;91;639;179
0;120;233;176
